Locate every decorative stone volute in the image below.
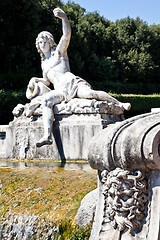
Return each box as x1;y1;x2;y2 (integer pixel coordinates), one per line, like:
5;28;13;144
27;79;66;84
88;111;160;172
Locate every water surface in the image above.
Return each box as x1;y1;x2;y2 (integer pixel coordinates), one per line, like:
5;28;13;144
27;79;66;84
0;159;92;171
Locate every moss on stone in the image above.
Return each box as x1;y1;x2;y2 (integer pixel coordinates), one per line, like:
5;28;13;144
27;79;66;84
0;165;96;239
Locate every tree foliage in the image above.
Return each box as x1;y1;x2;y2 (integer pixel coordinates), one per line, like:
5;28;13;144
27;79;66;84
0;0;160;93
0;0;42;89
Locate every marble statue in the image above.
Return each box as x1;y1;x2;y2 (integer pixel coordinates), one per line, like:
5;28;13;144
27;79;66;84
25;7;131;147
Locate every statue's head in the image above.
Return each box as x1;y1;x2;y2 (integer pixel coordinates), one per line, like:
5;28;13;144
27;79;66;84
102;168;148;233
36;31;57;60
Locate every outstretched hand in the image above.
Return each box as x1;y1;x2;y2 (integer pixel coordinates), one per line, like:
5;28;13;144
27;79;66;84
53;8;66;19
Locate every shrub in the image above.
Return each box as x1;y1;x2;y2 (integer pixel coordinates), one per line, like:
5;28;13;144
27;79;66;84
112;93;160;118
91;80;160;95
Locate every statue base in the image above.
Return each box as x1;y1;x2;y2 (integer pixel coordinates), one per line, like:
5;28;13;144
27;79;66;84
0;98;125;160
0;113;123;160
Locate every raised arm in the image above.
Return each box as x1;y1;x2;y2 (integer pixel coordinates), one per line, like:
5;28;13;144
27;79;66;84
53;8;71;53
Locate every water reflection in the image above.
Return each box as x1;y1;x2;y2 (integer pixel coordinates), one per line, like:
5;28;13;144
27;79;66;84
0;160;92;171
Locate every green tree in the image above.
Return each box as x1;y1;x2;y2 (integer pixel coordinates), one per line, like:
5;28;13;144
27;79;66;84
0;0;41;90
62;4;118;86
114;17;158;85
1;0;160;94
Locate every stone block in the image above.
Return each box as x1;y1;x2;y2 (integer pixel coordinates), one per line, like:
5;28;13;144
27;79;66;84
1;112;123;160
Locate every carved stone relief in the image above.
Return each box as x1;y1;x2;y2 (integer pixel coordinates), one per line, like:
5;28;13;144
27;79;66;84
99;168;149;239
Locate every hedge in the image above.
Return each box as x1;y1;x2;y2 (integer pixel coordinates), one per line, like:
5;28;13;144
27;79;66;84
113;93;160;118
0;90;160;124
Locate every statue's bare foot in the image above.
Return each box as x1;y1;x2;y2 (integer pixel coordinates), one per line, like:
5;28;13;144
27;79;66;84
122;102;131;111
36;136;53;147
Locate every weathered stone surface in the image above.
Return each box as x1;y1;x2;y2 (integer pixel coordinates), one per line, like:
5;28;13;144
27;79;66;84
75;188;98;227
0;107;124;160
85;110;160;240
147;171;160;240
98;168;149;240
89;169;152;240
12;98;125;118
0;125;8;159
89;169;160;240
88;111;160;171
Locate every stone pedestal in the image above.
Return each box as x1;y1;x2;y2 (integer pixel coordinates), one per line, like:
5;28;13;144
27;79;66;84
0;125;7;159
0;98;124;160
85;110;160;240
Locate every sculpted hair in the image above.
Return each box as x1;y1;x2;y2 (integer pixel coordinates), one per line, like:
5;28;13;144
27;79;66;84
101;168;148;233
36;31;57;61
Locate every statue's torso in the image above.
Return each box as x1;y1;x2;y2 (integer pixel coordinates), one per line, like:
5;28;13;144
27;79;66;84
42;49;70;89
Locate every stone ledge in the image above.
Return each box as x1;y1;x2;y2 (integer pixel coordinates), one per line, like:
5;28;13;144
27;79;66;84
1;112;124;160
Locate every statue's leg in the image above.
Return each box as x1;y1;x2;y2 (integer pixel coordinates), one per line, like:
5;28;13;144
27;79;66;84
77;86;131;111
36;91;64;147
